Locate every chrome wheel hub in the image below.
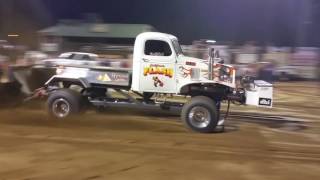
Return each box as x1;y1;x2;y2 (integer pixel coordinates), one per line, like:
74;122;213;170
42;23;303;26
52;98;70;118
188;106;211;128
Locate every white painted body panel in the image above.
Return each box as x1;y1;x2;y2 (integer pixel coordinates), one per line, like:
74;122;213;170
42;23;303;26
131;32;236;94
131;32;178;92
245;80;273;108
176;56;236;91
46;67;131;87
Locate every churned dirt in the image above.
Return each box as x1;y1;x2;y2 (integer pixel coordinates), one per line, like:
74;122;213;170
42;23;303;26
0;82;319;180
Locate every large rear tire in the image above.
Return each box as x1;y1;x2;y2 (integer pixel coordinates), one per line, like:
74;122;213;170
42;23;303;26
181;96;218;133
47;89;83;119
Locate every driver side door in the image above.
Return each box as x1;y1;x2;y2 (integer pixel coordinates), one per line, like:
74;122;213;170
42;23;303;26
139;39;177;93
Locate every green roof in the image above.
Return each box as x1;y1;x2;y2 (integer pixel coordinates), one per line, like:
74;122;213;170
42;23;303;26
38;22;156;38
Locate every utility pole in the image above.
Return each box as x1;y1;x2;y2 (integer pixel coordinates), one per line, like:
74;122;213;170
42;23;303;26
297;0;312;47
0;0;9;38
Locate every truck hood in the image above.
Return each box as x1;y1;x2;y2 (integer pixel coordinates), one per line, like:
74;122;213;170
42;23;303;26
178;55;205;64
178;55;234;69
177;55;236;88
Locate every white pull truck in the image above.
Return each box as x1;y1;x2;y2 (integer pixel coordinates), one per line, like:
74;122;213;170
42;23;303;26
40;32;273;133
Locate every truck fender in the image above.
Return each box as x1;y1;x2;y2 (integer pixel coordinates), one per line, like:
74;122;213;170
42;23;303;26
178;82;220;94
45;75;91;88
178;82;230;97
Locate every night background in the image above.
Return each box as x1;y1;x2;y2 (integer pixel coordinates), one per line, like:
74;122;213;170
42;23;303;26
1;0;320;46
1;1;320;179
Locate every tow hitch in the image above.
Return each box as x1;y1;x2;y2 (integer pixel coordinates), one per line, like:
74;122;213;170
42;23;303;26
23;87;48;102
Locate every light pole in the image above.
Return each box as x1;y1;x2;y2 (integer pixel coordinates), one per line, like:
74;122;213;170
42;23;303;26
297;0;312;47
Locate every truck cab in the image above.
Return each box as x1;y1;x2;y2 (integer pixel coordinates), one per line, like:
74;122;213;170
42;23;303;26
131;32;236;94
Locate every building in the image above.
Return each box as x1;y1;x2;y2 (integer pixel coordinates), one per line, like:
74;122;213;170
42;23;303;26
38;20;156;54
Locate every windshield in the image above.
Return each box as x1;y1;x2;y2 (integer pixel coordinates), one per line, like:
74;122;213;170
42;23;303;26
172;39;183;55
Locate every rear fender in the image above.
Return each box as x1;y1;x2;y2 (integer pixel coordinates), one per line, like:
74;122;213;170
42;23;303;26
45;75;91;89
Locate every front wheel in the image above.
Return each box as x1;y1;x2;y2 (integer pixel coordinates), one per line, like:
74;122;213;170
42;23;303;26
181;96;218;133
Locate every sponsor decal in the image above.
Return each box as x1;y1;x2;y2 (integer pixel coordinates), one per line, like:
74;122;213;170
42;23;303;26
97;73;111;82
110;73;128;81
202;64;234;84
261;87;270;91
259;98;272;106
152;76;164;87
143;64;173;78
97;72;128;82
179;66;192;78
185;61;196;66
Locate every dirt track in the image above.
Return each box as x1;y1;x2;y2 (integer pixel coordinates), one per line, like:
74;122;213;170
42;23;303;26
0;82;319;180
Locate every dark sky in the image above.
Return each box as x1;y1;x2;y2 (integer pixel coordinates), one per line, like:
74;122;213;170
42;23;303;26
1;0;319;46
